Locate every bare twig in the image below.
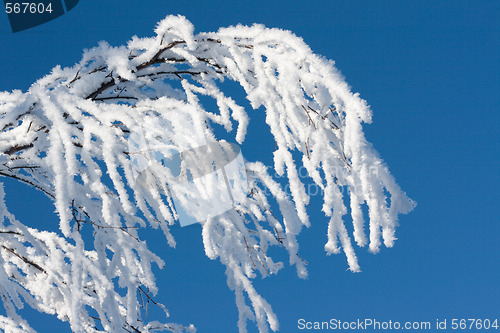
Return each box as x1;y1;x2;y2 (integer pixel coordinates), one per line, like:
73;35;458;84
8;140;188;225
135;40;186;71
1;245;46;274
94;96;138;101
0;231;22;235
301;105;316;129
4;143;34;155
243;236;257;270
305;138;310;159
71;200;139;241
0;171;55;199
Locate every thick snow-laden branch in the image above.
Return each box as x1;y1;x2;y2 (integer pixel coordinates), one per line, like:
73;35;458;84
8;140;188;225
0;15;414;332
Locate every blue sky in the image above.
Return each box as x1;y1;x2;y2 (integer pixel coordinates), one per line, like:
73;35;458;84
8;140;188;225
0;1;499;332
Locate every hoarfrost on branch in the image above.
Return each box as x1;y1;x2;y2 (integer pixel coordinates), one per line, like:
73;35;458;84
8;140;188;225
0;15;414;333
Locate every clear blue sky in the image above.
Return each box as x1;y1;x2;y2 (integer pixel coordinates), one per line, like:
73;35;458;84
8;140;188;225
0;1;499;332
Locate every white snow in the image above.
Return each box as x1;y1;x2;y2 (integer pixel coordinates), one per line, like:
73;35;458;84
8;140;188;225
0;15;414;333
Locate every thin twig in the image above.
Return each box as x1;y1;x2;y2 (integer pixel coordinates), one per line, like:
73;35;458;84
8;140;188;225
135;40;186;71
71;200;139;241
4;143;34;155
305;138;310;159
1;245;47;274
301;105;316;129
243;236;257;270
0;171;55;199
138;286;158;305
94;96;138;101
0;231;22;235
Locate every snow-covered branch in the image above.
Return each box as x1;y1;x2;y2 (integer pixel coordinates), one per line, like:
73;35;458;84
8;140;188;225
0;15;414;332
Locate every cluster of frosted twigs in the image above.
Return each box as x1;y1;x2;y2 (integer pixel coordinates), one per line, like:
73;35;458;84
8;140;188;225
0;15;413;333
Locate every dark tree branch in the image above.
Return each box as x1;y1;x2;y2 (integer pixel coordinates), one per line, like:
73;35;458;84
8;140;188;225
71;200;139;241
1;245;47;274
135;40;186;71
0;231;22;235
4;143;34;155
0;171;55;199
94;96;139;101
86;79;123;100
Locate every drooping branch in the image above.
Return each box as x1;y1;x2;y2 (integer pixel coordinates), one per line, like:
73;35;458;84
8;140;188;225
0;15;414;333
